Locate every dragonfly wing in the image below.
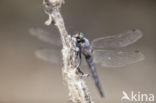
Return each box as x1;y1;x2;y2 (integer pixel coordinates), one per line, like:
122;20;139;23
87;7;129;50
35;48;62;65
29;28;61;47
81;55;88;66
92;29;143;49
93;50;144;67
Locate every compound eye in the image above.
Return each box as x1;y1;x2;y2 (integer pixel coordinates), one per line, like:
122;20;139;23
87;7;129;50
80;33;84;39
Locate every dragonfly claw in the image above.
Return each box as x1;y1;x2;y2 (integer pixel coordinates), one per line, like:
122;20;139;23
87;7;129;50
80;73;89;77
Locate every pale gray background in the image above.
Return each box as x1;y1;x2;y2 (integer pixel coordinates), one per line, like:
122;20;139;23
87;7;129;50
0;0;156;103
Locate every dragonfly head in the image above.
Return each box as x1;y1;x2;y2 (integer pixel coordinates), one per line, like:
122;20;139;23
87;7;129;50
74;32;85;42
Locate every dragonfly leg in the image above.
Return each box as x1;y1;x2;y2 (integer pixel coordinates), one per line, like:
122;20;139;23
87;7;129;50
77;47;89;77
77;67;89;77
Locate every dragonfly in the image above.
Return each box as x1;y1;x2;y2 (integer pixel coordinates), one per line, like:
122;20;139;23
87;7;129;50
29;28;144;97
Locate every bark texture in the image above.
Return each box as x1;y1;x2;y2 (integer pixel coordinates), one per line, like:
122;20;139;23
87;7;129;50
43;0;93;103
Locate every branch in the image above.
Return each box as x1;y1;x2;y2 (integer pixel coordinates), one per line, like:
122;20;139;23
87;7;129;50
43;0;94;103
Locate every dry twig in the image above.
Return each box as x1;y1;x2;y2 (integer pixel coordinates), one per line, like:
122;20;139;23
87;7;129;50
43;0;94;103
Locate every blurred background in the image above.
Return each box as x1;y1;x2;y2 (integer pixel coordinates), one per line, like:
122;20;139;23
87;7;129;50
0;0;156;103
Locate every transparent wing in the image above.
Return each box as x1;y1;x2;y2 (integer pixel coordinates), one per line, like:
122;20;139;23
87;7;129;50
81;55;88;66
93;50;144;67
92;29;143;49
29;28;61;47
35;48;62;64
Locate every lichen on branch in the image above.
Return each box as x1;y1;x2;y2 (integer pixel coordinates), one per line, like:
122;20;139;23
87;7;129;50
43;0;94;103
